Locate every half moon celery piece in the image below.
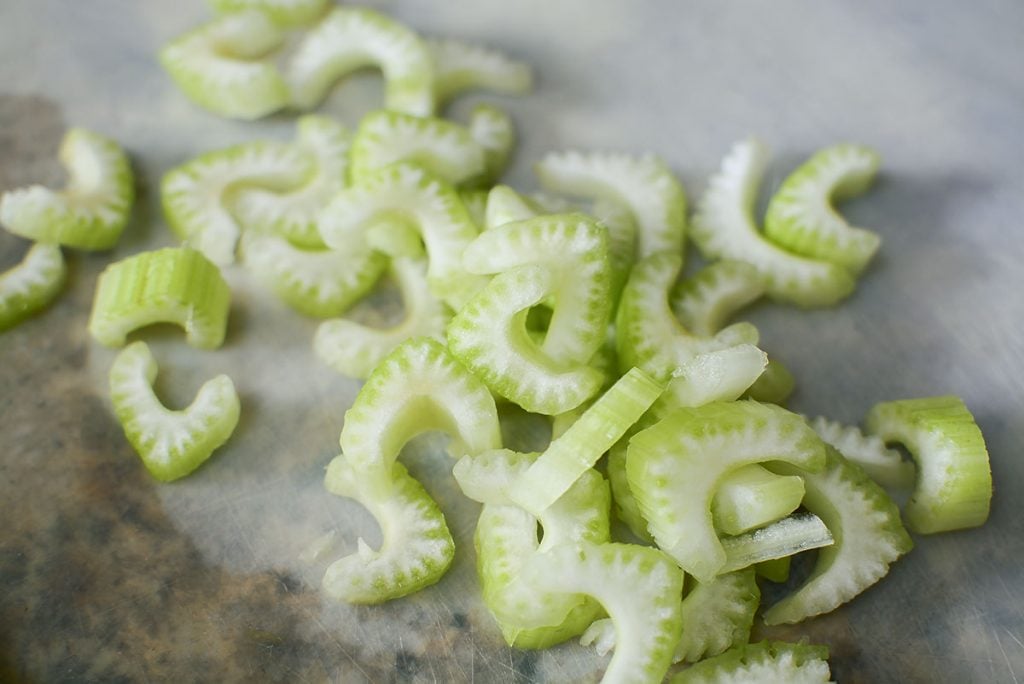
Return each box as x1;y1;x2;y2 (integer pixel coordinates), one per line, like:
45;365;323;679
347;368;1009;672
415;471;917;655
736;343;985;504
691;138;856;308
159;10;289;120
446;265;606;415
426;38;533;105
763;446;912;625
670;260;766;338
0;128;133;250
626;401;826;582
88;247;231;349
865;395;992;533
712;464;805;536
718;513;834;574
764;143;882;274
317;162;486;308
518;542;684;684
348;110;487;186
809;415;915;492
208;0;328;27
742;358;796;405
313;257;451;379
658;345;768;413
507;367;662;517
0;243;66;331
285;7;434;115
162;140;314;265
230;115;352;248
535;150;687;260
240;232;386;318
109;341;240;482
615;251;761;383
322;454;454;603
467;104;516;186
673;568;759;665
671;640;833;684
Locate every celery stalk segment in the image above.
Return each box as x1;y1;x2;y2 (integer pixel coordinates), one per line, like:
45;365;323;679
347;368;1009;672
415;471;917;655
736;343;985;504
0;242;66;331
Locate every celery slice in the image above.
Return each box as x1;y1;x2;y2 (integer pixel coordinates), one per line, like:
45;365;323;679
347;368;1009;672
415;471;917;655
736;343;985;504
484;184;541;230
743;358;796;405
670;260;766;337
763;446;913;624
0;128;133;250
0;242;66;331
691;138;856;307
88;247;231;349
765;144;881;274
674;569;759;664
286;7;434;115
658;345;768;412
427;38;533;105
626;401;826;581
160;10;289;120
467;104;516;185
313;257;450;379
672;640;832;683
712;464;805;536
109;341;240;482
208;0;328;26
809;414;915;492
718;513;834;574
865;395;991;533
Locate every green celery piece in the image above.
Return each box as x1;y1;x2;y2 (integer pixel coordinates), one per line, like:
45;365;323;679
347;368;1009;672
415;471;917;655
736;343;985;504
427;38;533;106
467;104;516;186
712;464;805;536
322;454;454;603
0;242;66;331
160;10;289;120
763;446;913;624
313;257;451;379
658;345;768;413
765;144;881;274
240;232;386;318
672;640;832;683
865;395;991;533
674;569;760;664
317;162;486;309
718;513;834;574
626;400;826;582
109;341;240;482
0;128;133;250
756;555;792;582
670;260;766;337
349;110;487;187
285;7;434;115
230;115;351;248
208;0;328;27
535;150;687;260
452;448;535;505
809;414;915;492
88;247;231;349
459;189;488;229
742;358;796;405
691;138;856;307
162;140;314;265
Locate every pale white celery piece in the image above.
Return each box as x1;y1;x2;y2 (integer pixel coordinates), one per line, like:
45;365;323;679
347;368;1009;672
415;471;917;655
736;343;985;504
0;242;66;330
809;414;915;492
672;640;833;683
427;38;533;105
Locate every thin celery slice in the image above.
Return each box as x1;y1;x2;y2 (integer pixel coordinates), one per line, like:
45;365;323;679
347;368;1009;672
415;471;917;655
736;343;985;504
313;257;451;379
718;513;834;574
672;640;833;683
160;10;289;120
809;414;915;492
0;242;66;331
88;247;231;349
427;38;532;105
865;395;991;533
467;104;515;186
626;401;826;582
208;0;328;27
670;260;766;337
674;569;760;664
764;144;881;274
0;128;133;250
691;138;855;307
742;358;795;405
109;341;239;482
286;7;434;115
712;464;805;536
763;446;913;624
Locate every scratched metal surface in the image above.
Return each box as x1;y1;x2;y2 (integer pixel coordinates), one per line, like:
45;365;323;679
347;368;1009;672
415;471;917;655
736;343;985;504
1;1;1023;682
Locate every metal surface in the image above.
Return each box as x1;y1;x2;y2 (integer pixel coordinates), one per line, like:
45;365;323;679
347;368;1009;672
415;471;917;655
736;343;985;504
2;1;1023;682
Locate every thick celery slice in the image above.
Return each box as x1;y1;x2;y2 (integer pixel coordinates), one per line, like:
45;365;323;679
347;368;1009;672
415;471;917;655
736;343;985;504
208;0;328;27
810;414;915;492
691;138;855;307
670;260;766;337
765;144;881;274
313;257;450;379
160;10;289;120
427;38;532;105
712;464;805;536
467;104;516;185
286;7;434;115
89;247;231;349
672;640;832;683
763;446;913;624
0;128;133;250
865;395;991;533
626;401;826;581
674;569;760;664
718;513;834;574
109;341;240;482
0;242;66;331
742;358;796;405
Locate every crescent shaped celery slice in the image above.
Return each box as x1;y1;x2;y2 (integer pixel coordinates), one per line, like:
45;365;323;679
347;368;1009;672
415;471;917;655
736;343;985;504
286;7;434;115
0;128;133;250
691;138;855;307
809;415;915;492
109;341;240;482
764;144;881;274
427;38;533;105
208;0;329;27
671;640;833;683
313;257;451;379
626;400;826;582
673;569;760;665
865;395;991;533
670;260;766;338
763;446;913;624
711;464;805;536
88;247;231;349
0;242;66;331
658;345;768;413
159;10;289;120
